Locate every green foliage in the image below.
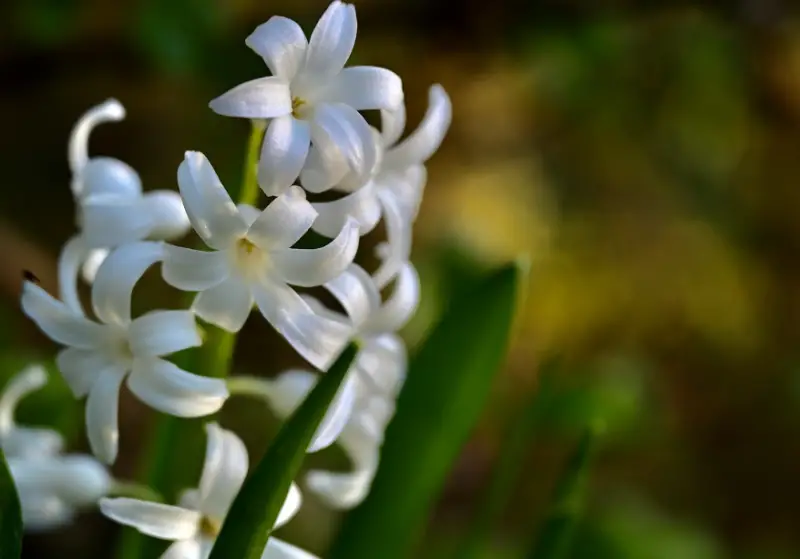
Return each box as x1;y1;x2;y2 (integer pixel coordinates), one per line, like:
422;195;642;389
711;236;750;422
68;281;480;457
0;448;22;559
208;344;358;559
329;260;526;559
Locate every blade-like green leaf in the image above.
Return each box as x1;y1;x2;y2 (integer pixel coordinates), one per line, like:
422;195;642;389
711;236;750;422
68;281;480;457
0;447;23;559
329;260;526;559
209;343;358;559
527;424;602;559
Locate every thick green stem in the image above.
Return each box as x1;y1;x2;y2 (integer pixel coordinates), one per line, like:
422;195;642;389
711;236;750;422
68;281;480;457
108;480;164;503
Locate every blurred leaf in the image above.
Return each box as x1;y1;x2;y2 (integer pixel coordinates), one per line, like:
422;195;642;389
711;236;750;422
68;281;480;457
13;0;79;46
0;448;22;559
527;424;601;559
208;344;358;559
329;260;526;559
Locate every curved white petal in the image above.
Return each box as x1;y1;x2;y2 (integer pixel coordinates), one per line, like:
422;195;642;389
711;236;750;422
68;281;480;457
365;261;420;333
302;1;357;78
80;194;153;249
21;281;108;349
262;537;319;559
246;16;308;81
252;281;351;370
383;84;451;170
372;190;413;289
209;77;292;119
68;99;125;180
237;203;262;227
271;218;359;287
55;455;112;505
81;248;109;284
261;370;316;418
91;241;164;326
322;66;403;111
14;492;74;532
323;264;380;328
162;245;230;292
99;497;200;540
308;371;357;453
381;104;406;147
177;151;249;250
162;538;203;559
305;468;374;509
127;358;227;417
298;144;349;194
0;365;47;436
142;191;191;240
354;334;407;397
86;366;127;464
128;310;202;357
58;235;90;316
79;157;143;200
198;423;248;520
275;482;303;529
258;116;311;196
311;183;382;238
56;348;112;398
191;276;254;333
310;103;377;190
247;187;317;250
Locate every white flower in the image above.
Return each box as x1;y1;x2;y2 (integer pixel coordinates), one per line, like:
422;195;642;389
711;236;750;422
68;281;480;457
161;151;358;370
60;99;191;314
209;1;403;196
259;263;418;507
0;366;111;531
100;423;316;559
311;85;451;287
21;241;229;464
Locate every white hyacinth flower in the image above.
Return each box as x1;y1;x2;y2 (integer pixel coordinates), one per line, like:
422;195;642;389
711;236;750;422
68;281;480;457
0;366;111;531
312;85;451;287
21;241;229;464
162;151;358;370
100;423;316;559
60;98;191;313
209;0;403;195
260;262;419;507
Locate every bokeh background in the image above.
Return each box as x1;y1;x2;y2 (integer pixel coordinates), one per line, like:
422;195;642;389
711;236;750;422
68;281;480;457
3;0;800;557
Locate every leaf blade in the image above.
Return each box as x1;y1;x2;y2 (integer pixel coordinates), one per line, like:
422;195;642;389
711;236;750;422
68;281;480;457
0;447;23;559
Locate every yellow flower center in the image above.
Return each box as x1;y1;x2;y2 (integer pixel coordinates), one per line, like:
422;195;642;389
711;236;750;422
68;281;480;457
231;237;269;281
291;96;307;119
200;515;222;538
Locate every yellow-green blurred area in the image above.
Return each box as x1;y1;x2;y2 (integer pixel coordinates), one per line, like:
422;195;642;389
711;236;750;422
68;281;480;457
3;0;800;557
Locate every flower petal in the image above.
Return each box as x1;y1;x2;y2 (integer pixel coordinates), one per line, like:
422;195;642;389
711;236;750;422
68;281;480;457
311;183;382;238
128;310;201;357
275;482;303;529
322;66;403;111
91;241;165;326
252;281;352;370
177;151;249;250
380;104;406;147
0;365;47;435
79;157;143;200
191;276;254;333
162;245;230;292
21;281;108;349
310;103;377;190
308;371;357;453
127;358;228;417
303;1;357;78
81;248;109;284
323;264;380;328
68;99;126;179
163;539;203;559
198;423;248;520
298;144;349;194
79;194;153;249
258;116;311;196
372;189;413;289
99;497;200;540
58;235;90;316
262;537;319;559
246;16;308;81
382;84;452;170
86;366;127;464
247;187;317;250
56;348;112;398
141;190;192;240
209;77;292;119
305;468;374;510
271;218;359;287
237;203;262;227
365;261;420;333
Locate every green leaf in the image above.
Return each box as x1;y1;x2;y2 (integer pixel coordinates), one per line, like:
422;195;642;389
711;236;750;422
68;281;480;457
527;424;602;559
208;343;359;559
0;447;23;559
329;260;527;559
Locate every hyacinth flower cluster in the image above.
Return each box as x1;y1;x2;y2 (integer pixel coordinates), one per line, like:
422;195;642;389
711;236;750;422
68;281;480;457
6;1;451;557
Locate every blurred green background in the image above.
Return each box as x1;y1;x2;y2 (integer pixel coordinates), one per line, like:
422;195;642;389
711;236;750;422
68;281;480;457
3;0;800;557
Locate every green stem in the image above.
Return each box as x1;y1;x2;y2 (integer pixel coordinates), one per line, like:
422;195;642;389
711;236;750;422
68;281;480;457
237;119;266;206
108;480;164;503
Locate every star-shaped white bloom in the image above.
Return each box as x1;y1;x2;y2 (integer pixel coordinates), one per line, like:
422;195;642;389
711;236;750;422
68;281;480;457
311;84;451;287
21;241;229;464
100;423;316;559
209;0;403;196
260;262;418;508
161;151;358;370
1;366;111;531
60;99;191;314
